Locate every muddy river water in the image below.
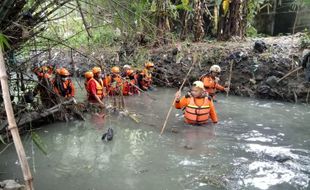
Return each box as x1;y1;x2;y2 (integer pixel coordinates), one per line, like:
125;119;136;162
1;88;310;190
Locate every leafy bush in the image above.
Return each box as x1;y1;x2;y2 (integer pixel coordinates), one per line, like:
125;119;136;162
300;30;310;49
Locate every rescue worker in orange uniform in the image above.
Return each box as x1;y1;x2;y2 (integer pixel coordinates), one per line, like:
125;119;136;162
138;61;154;91
87;67;105;106
121;65;132;77
84;71;94;90
33;66;51;79
175;81;218;125
53;68;75;98
33;66;55;108
103;66;123;96
123;69;140;95
200;65;228;99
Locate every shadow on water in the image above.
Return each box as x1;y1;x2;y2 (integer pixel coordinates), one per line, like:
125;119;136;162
0;88;310;190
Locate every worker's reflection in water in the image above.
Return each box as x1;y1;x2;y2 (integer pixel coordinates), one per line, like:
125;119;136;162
180;124;216;155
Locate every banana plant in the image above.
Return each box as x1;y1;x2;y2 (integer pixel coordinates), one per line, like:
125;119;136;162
291;0;310;34
176;0;192;11
0;33;10;50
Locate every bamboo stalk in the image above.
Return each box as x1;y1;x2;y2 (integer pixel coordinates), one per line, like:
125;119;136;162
306;88;310;104
0;49;34;190
76;0;92;38
160;54;197;135
226;60;233;97
277;66;303;83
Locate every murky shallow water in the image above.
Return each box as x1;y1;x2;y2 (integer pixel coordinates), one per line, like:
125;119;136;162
1;88;310;190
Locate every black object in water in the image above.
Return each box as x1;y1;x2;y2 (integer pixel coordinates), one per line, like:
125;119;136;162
102;128;114;142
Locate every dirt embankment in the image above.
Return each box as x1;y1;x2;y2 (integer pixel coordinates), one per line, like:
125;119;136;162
150;34;310;103
30;34;309;103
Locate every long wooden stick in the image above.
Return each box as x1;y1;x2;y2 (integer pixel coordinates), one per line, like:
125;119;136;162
160;55;197;135
0;49;34;190
277;66;303;83
226;60;234;97
306;88;310;104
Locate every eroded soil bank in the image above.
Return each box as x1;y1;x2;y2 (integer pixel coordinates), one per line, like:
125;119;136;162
31;33;309;103
150;34;309;103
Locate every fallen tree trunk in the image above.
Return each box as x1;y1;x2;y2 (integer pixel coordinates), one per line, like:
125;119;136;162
1;99;85;133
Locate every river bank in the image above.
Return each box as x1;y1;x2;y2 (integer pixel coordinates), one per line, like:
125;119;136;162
150;33;309;103
29;33;310;103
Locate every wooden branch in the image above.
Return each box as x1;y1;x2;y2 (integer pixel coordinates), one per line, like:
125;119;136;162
277;66;303;83
37;35;102;65
1;99;84;132
226;60;234;97
0;49;34;190
75;0;92;38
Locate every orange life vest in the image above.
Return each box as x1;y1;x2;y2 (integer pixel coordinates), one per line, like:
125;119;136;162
200;74;225;97
53;78;74;98
184;97;211;125
104;75;123;96
85;78;91;94
139;69;152;89
143;68;152;81
88;78;104;99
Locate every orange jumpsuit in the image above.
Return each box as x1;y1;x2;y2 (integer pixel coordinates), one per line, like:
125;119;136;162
53;78;75;98
200;74;225;97
87;78;105;103
138;69;152;90
103;74;123;96
123;74;140;95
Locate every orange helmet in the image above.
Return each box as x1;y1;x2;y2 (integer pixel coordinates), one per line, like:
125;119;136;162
84;71;94;79
111;66;120;74
59;68;70;76
145;61;154;68
92;67;102;74
126;69;134;76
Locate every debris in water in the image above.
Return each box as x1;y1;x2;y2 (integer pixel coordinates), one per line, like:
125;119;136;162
272;154;292;163
101;128;114;142
184;145;193;150
171;127;179;133
0;180;25;190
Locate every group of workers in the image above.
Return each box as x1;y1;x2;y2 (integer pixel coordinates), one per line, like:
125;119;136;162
83;62;155;107
33;60;229;126
33;61;155;107
33;66;75;107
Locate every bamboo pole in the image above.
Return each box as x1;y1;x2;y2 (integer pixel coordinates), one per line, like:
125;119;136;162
0;48;34;190
226;60;233;97
306;88;310;104
277;66;303;83
160;54;197;135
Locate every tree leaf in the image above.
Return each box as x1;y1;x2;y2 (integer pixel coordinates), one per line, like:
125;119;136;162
31;132;48;155
0;33;10;50
0;135;6;145
182;0;189;6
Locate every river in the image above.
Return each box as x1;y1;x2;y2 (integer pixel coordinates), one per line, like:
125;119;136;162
1;88;310;190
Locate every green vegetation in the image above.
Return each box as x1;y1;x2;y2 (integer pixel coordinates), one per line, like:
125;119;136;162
0;0;308;70
300;30;310;49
